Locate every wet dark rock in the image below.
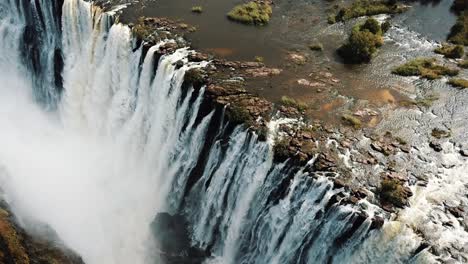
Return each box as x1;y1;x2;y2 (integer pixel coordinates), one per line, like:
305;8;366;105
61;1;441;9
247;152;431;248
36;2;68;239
371;142;394;156
429;141;443;152
334;211;368;247
351;188;368;199
412;241;431;256
325;192;346;212
313;152;337;171
446;205;465;218
342;196;360;205
332;178;347;189
151;213;209;264
369;216;385;230
174;60;184;69
459;147;468;157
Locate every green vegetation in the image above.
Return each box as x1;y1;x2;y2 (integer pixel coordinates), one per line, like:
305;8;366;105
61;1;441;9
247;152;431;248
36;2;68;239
400;94;439;108
342;114;362;129
434;44;465;58
273;138;291;162
132;17;153;40
392;58;459;80
184;68;206;87
338;18;384;63
255;126;268;141
280;96;308;111
191;6;203;13
379;179;408;208
254;56;264;63
227;1;273;25
448;12;468;46
458;59;468;68
309;43;324;51
448;78;468;89
330;0;406;23
227;106;252;124
381;21;391;33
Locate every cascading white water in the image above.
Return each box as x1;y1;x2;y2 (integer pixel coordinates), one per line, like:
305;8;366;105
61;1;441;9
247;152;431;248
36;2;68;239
1;0;465;263
0;1;211;263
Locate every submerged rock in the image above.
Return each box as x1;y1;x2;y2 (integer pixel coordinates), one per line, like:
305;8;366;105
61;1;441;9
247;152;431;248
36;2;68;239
151;213;209;264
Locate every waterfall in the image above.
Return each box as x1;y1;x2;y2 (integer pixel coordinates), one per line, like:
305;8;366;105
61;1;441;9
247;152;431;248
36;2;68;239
0;0;465;263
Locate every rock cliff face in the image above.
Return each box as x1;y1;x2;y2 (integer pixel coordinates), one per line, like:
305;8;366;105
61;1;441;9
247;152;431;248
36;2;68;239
0;202;84;264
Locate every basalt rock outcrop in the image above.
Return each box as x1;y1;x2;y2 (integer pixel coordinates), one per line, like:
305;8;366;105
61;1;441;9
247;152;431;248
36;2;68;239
0;202;84;264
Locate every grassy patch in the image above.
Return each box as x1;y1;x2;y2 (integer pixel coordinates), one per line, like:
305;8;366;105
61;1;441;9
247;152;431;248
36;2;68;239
379;179;408;208
227;1;272;25
448;12;468;46
399;94;439;108
448;78;468;89
280;96;308;111
330;0;406;23
392;58;459;80
342;114;362;129
434;44;465;58
338;18;384;63
191;6;203;13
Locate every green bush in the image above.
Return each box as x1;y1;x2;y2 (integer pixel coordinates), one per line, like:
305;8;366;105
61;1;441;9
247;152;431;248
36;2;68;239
448;78;468;89
184;68;206;86
379;179;408;208
392;58;459;79
227;106;252;124
227;1;272;25
273;138;291;162
448;12;468;46
361;18;382;35
338;19;384;63
381;21;391;33
191;6;203;13
434;44;465;58
254;56;264;63
331;0;406;23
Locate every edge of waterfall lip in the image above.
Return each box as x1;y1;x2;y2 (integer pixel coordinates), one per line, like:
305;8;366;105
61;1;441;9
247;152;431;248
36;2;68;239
100;1;411;209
